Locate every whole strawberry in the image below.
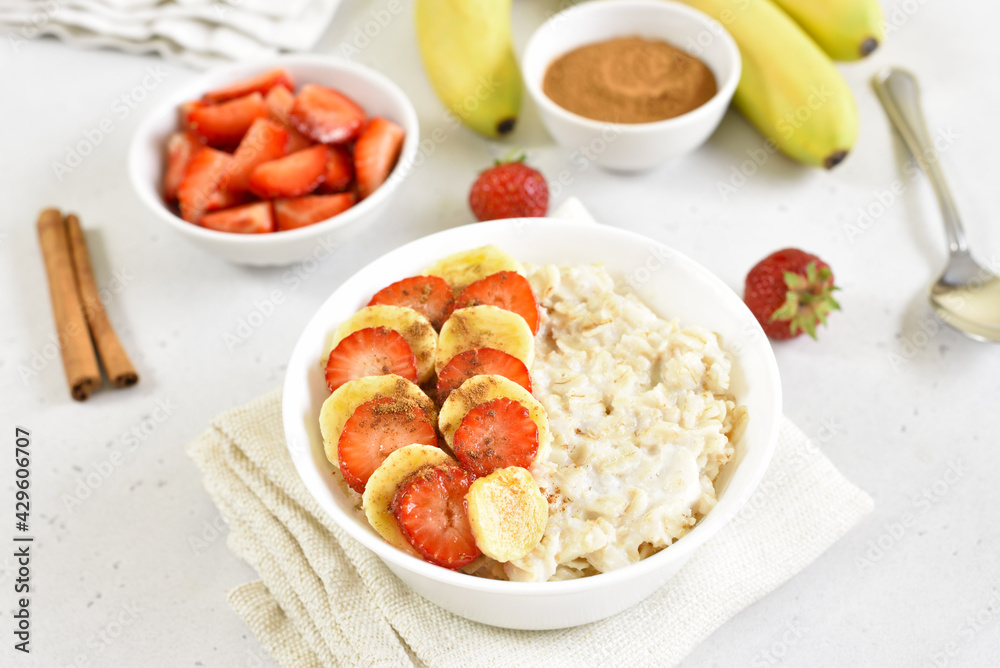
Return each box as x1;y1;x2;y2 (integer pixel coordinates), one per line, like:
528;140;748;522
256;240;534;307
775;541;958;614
469;154;548;222
744;248;840;340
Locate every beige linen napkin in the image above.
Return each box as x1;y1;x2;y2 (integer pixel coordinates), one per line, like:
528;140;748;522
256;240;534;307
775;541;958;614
187;387;873;668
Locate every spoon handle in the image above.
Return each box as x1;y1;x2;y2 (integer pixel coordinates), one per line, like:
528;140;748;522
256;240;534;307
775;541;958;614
871;67;968;254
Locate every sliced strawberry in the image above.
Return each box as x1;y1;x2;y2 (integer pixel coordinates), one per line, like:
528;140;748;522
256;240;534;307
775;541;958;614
338;396;438;493
264;86;314;152
319;145;354;193
248;144;329;199
274;193;356;231
452;397;539;478
367;276;454;331
325;326;418;392
203;68;293;104
393;463;481;569
177;147;234;223
199;201;274;234
354;117;404;200
289;84;366;144
454;271;540;334
205;187;251;212
178;100;206;132
227;118;289;195
185;92;267;150
436;348;532;403
264;84;295;122
163;132;203;202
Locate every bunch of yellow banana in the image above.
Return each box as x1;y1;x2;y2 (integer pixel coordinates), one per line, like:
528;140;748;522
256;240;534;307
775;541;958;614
679;0;883;168
769;0;884;61
414;0;522;139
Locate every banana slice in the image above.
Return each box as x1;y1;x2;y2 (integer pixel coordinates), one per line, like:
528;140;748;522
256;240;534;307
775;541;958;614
465;466;548;562
320;374;437;468
436;305;534;374
438;374;551;462
362;443;454;556
422;245;523;290
329;305;437;384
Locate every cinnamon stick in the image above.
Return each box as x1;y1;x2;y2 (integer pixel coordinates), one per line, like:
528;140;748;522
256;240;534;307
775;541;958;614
65;214;139;388
37;208;101;401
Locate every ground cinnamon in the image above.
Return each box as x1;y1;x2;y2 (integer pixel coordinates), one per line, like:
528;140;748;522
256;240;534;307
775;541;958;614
542;36;717;124
37;209;101;400
65;214;139;388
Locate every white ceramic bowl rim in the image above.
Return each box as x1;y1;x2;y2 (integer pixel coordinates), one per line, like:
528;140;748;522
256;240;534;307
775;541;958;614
282;218;782;596
128;54;419;246
522;0;742;134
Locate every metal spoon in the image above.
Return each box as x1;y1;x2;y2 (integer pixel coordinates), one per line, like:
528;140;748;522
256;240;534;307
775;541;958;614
872;67;1000;342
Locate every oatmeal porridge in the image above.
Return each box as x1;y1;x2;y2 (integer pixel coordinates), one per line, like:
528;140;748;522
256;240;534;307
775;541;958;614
502;263;746;582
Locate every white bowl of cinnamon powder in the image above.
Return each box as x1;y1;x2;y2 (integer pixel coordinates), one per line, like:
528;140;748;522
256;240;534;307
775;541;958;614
522;0;741;171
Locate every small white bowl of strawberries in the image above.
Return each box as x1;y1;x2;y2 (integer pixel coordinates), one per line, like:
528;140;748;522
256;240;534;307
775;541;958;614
129;55;419;266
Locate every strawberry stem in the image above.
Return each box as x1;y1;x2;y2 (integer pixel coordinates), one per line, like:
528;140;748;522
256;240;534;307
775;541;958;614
767;262;840;340
496;147;527;166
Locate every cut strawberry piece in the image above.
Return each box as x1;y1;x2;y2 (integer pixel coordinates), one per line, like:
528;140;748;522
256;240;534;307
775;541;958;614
452;397;539;478
227;118;289;195
320;145;354;193
185;92;267;150
454;271;540;334
436;348;532;403
179;100;206;132
163;132;203;202
265;86;314;152
393;463;481;569
324;326;418;392
177;147;234;223
203;68;293;104
338;396;438;493
264;84;294;122
248;144;329;199
354;117;404;200
199;201;274;234
367;276;454;331
289;84;366;144
274;193;356;231
287;130;314;153
205;187;251;212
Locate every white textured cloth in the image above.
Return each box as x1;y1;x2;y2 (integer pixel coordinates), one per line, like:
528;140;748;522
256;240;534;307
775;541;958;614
0;0;341;69
186;387;873;668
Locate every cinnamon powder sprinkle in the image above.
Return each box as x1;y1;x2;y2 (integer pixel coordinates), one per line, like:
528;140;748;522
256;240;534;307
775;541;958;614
542;36;717;124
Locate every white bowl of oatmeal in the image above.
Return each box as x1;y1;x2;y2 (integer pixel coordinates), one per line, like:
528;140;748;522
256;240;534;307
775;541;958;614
282;219;781;629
